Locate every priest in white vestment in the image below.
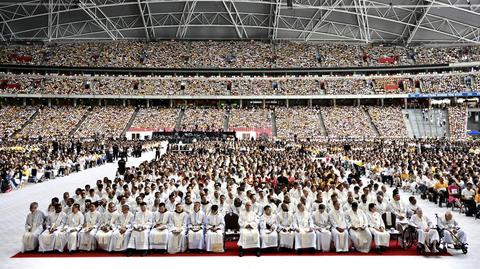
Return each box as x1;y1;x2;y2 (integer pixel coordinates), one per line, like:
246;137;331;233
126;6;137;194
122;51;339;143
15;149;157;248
312;204;332;252
277;203;295;249
167;203;188;253
56;203;84;252
78;203;101;251
388;191;408;233
293;203;316;251
95;202;119;251
205;205;225;252
346;202;372;253
410;208;440;253
111;204;134;252
259;205;278;249
149;203;171;251
238;202;261;256
22;202;45;252
188;202;206;250
328;200;349;252
127;202;152;255
366;203;390;253
39;204;67;252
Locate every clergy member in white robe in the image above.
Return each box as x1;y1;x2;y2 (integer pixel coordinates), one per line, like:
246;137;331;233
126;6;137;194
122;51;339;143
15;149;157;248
127;202;152;255
149;203;171;251
346;202;372;253
238;201;261;256
95;202;119;251
167;203;188;253
205;205;225;252
78;203;101;251
366;203;390;253
277;203;295;249
438;211;467;245
410;208;439;253
39;204;67;252
111;205;134;252
328;201;349;252
312;204;331;252
293;203;316;251
56;203;84;252
259;205;279;249
188;202;206;250
22;202;45;252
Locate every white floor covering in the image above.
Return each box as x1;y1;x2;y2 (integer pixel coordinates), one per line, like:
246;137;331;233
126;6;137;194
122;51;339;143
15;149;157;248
0;151;478;269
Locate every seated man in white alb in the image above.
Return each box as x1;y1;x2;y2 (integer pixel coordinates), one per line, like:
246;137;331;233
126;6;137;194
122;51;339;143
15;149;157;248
238;201;261;257
346;202;372;253
149;202;170;252
22;202;45;252
293;203;316;253
57;203;84;252
410;207;440;253
277;203;295;249
328;200;349;253
111;204;134;252
312;204;331;252
39;204;67;252
259;205;278;250
188;202;205;251
127;202;152;256
388;191;408;233
205;205;225;252
78;203;101;251
167;203;188;254
438;211;467;247
366;203;390;254
95;202;119;251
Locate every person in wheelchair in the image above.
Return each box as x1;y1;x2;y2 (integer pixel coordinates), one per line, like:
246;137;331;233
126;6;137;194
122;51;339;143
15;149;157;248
410;207;440;253
438;211;467;248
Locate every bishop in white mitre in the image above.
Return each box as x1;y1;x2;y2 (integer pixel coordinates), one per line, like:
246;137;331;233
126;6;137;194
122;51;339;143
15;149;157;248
22;202;45;252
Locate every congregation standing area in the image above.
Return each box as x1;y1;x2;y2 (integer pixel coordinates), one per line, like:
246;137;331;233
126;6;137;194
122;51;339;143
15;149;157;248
1;1;480;269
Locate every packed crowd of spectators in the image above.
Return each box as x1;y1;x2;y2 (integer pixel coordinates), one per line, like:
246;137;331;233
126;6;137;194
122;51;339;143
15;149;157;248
368;106;409;138
131;108;180;130
228;108;273;129
320;106;377;138
180;108;226;132
448;106;468;139
0;106;37;137
275;107;322;139
74;107;135;139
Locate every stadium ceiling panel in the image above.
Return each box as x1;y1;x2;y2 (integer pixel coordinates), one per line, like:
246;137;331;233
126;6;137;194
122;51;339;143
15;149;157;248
0;0;479;44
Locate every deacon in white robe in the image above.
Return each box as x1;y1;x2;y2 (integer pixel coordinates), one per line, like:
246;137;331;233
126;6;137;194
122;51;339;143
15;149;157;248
39;204;67;252
277;203;295;249
346;202;372;253
205;205;225;252
293;203;316;250
188;202;206;250
95;202;119;251
127;202;152;253
410;208;440;253
366;203;390;252
259;205;279;249
328;201;349;252
149;203;171;251
78;203;101;251
238;202;261;256
22;202;45;252
56;203;84;252
167;203;188;254
312;204;332;252
111;205;134;252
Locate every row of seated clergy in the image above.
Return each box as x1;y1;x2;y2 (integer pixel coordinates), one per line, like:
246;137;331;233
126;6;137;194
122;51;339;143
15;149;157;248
22;200;392;254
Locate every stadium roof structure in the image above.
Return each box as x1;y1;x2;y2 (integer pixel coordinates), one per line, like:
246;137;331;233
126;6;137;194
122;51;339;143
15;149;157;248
0;0;479;45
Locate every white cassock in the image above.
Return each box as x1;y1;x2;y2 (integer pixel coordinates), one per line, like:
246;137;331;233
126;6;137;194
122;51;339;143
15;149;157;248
293;211;316;249
188;210;205;250
111;212;134;251
22;210;45;252
78;210;101;251
277;211;294;249
438;216;467;244
312;211;332;252
347;209;372;253
38;212;66;252
149;211;171;250
95;210;119;251
238;210;260;249
410;215;439;246
388;199;408;232
167;211;188;253
56;212;84;252
128;210;152;250
367;211;390;247
259;213;278;249
328;209;349;252
205;212;225;252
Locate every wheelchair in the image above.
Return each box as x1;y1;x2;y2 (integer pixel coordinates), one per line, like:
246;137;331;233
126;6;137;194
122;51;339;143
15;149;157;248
434;214;468;254
401;223;443;255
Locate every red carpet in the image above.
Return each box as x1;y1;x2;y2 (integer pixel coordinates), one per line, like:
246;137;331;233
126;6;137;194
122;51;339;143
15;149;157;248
12;240;451;258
